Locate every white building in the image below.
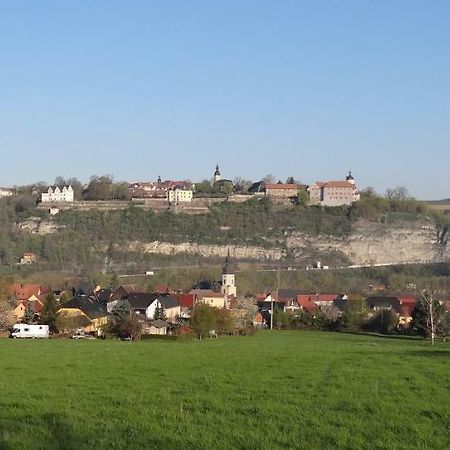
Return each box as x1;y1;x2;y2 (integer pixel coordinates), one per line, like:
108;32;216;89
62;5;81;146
41;185;74;203
221;251;237;297
167;187;193;203
0;187;14;198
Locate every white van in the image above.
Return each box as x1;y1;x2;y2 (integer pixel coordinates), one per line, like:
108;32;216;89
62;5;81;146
10;324;50;339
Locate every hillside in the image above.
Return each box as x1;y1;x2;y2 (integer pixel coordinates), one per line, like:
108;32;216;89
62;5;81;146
0;194;449;274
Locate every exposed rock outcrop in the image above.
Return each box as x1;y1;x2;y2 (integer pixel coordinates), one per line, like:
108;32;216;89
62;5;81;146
126;219;449;267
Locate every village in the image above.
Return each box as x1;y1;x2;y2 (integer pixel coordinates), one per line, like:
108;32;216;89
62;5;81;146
4;248;446;341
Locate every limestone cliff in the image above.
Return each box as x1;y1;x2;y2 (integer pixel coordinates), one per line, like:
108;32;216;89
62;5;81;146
126;219;449;267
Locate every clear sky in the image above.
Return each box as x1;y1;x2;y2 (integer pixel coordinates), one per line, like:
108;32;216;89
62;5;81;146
1;1;449;199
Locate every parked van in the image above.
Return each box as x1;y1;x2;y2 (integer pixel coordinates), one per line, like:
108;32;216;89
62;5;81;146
10;324;49;339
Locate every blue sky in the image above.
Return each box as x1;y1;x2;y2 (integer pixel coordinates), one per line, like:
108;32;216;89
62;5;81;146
1;1;449;199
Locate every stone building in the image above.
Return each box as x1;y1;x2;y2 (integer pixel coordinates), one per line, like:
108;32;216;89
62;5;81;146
308;172;360;206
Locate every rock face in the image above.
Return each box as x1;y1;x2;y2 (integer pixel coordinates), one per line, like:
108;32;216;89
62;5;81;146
287;220;449;266
126;220;449;266
128;241;284;260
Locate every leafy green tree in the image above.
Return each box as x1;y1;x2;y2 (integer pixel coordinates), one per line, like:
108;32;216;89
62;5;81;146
367;309;399;334
216;309;234;335
39;292;59;333
23;304;35;324
273;309;290;329
190;304;217;339
154;304;167;321
342;297;367;332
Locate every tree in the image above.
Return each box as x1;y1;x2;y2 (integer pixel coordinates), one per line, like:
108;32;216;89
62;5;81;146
342;297;367;332
23;304;35;324
386;186;410;201
411;291;448;345
119;316;143;340
273;309;290;329
154;304;167;321
233;178;252;193
216;309;234;335
297;188;309;207
39;292;59;333
261;174;276;184
367;309;399;334
234;297;258;329
190;304;217;339
0;302;14;331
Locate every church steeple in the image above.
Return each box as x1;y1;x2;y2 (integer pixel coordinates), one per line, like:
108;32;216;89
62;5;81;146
213;164;222;183
221;249;236;296
346;170;355;185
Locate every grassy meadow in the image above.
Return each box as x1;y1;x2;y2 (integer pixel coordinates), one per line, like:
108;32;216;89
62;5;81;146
0;331;449;449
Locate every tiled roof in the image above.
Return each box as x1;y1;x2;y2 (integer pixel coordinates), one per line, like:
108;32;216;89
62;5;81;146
175;294;197;308
60;296;109;319
265;184;298;190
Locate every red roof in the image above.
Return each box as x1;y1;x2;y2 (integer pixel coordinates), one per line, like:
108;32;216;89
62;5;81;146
297;294;337;304
8;284;48;302
265;183;298;190
175;294;197;308
154;285;175;294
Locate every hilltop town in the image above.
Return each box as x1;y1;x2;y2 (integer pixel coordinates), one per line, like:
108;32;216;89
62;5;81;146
1;165;361;212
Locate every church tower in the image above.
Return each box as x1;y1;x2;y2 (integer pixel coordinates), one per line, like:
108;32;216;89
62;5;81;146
346;170;355;185
221;249;237;297
213;164;222;184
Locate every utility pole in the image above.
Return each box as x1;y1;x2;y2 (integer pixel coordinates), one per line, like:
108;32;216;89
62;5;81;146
270;265;281;331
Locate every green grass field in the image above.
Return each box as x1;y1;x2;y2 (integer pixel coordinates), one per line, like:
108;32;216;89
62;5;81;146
0;331;449;450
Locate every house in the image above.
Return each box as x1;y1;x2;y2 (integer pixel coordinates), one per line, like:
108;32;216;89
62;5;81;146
13;299;44;321
175;293;198;318
19;252;37;265
167;186;193;203
264;183;299;199
41;185;74;203
0;187;14;198
143;319;171;335
122;293;181;322
308;172;360;207
108;285;148;311
58;296;109;336
365;296;417;325
8;284;48;302
192;289;228;309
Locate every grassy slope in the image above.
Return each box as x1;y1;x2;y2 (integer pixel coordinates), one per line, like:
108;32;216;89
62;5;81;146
0;332;448;450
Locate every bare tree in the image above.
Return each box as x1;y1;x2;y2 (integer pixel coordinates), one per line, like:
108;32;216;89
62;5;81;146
412;291;448;345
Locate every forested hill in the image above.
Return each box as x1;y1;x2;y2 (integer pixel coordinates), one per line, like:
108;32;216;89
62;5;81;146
0;192;448;274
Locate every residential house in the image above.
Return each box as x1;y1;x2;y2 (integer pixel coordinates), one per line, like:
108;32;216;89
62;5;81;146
19;252;37;265
8;284;48;302
58;296;109;336
175;293;198;318
13;299;44;321
122;293;181;323
41;185;74;203
143;319;171;335
365;296;417;326
167;186;193;203
0;187;14;198
191;289;227;309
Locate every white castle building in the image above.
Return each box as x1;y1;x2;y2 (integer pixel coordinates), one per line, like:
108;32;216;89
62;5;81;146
41;185;74;203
